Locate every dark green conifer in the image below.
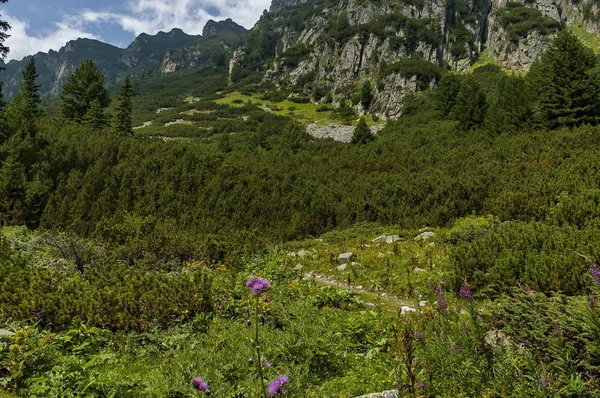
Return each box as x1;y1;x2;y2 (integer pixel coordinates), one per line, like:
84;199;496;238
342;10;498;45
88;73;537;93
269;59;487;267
61;59;110;123
82;99;109;130
351;117;374;144
451;76;487;131
21;57;42;117
112;76;133;136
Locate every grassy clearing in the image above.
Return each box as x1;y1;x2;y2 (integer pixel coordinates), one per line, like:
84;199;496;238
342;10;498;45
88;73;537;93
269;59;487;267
215;91;379;126
570;23;600;52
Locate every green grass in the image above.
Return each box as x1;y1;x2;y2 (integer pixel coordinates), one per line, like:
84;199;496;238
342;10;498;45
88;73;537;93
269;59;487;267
215;91;379;126
570;23;600;53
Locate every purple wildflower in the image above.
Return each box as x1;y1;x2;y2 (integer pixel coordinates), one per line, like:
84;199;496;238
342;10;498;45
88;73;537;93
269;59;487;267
262;357;272;367
450;345;460;354
267;375;289;396
589;295;597;308
539;377;549;387
459;285;474;301
417;382;425;390
435;284;448;312
190;376;209;393
590;264;600;285
414;331;423;340
246;276;271;295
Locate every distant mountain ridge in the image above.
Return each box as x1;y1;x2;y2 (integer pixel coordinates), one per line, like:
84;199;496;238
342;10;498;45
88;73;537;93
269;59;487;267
0;18;248;98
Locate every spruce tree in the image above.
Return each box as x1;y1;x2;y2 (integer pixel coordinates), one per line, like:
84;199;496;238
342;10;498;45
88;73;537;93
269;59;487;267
112;76;133;136
351;117;374;145
434;73;463;117
82;100;109;130
360;81;373;110
528;30;600;129
61;59;110;123
20;57;42;117
485;75;533;134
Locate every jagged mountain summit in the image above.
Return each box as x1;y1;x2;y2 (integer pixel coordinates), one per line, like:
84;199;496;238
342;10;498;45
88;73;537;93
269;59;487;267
0;18;248;98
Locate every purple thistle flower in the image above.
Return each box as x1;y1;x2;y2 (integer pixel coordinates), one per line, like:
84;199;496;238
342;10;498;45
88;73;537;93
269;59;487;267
590;264;600;285
190;376;209;393
539;377;549;387
459;285;474;301
267;375;289;396
414;331;423;340
246;276;271;295
437;296;447;312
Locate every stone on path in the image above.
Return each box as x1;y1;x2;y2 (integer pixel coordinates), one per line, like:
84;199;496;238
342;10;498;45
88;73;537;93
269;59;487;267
338;252;354;264
415;231;435;241
354;391;399;398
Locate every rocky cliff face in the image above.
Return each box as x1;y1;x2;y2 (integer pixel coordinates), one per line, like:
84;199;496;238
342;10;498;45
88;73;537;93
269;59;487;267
234;0;600;118
0;20;247;98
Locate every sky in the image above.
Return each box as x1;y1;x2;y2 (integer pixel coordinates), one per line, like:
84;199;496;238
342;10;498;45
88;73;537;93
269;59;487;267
0;0;272;61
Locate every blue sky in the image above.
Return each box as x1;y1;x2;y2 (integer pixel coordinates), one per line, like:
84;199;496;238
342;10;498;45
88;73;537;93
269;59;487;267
1;0;271;61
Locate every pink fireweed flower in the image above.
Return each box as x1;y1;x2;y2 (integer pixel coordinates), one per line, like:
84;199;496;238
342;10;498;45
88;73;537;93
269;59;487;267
267;375;289;396
190;376;209;393
246;276;271;295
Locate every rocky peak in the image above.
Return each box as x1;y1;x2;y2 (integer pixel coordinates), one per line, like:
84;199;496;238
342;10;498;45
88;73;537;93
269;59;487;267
202;18;248;37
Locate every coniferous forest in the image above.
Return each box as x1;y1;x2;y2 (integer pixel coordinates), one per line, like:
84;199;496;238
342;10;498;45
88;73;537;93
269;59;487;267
3;0;600;396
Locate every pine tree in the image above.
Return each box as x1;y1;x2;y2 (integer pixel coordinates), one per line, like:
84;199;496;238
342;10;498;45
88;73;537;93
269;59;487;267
61;59;110;123
20;57;42;117
450;76;487;131
528;30;600;129
82;100;109;130
351;117;374;145
112;76;133;136
218;134;233;153
0;80;5;109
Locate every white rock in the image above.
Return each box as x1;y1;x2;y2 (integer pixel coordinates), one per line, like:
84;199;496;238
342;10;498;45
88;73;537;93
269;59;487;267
337;264;347;272
415;231;435;241
293;263;304;271
355;285;363;290
401;306;417;314
0;329;14;339
386;235;401;244
338;252;354;264
414;267;426;273
419;301;427;307
372;235;387;243
428;242;436;247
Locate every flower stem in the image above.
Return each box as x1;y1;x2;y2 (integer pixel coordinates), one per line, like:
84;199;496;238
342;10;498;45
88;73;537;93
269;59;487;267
255;295;267;398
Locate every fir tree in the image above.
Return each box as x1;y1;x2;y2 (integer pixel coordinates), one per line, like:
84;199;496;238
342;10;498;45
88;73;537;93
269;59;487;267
112;76;133;136
82;100;109;130
351;117;374;145
20;57;42;117
528;30;600;129
61;59;110;123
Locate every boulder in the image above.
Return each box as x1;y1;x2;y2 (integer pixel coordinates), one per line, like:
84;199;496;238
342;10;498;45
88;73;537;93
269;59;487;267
338;252;354;264
415;231;435;241
354;391;399;398
385;235;401;244
372;235;387;243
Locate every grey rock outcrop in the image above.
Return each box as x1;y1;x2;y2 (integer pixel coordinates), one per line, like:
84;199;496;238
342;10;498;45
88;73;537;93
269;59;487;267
354;391;399;398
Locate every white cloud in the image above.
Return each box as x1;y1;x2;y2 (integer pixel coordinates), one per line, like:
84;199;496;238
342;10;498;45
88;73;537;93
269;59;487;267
3;13;99;61
82;0;271;37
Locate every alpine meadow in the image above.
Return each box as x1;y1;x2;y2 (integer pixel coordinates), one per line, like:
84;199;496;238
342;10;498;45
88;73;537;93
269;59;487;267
3;0;600;396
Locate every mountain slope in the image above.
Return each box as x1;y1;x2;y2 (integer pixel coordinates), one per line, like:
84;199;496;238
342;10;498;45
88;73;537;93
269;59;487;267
0;19;247;98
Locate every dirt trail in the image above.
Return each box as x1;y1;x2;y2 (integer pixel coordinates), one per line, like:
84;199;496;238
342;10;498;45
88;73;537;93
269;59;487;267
303;271;418;312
